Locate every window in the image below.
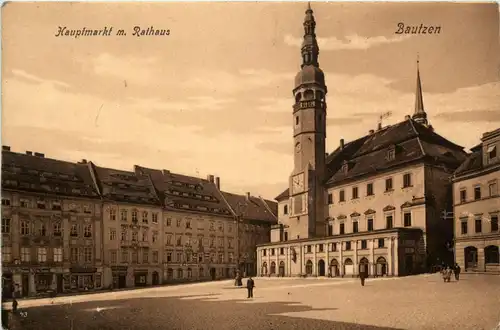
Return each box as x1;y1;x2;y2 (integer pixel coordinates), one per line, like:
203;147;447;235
218;238;223;247
403;212;412;227
110;209;117;221
121;230;127;241
166;218;172;226
377;238;385;248
142;211;148;223
177;252;183;262
153;251;159;263
460;219;468;235
1;218;11;234
21;247;30;262
37;248;47;262
385;178;393;191
284;232;289;241
491;215;498;232
53;223;62;236
131;251;138;263
327;193;333;204
2;246;11;262
37;201;46;209
367;217;374;231
166;252;172;262
228;225;233;232
142;231;148;242
177;235;182;246
21;221;30;235
367;183;374;196
186;220;192;229
84;224;92;238
132;232;138;242
460;189;467;203
345;242;351;250
487;144;497;160
306;245;311;253
339;190;345;202
327;224;333;236
176;219;182;227
166;235;172;245
1;198;11;206
475;217;482;233
20;199;29;208
474;186;481;200
132;210;138;222
218;223;223;232
54;248;63;262
110;251;117;264
84;247;92;262
121;210;128;221
352;187;359;199
121;249;128;263
209;222;215;230
110;229;116;241
83;205;91;214
331;243;337;252
361;240;367;249
352;221;358;233
52;201;62;211
295;116;299;125
39;223;47;236
403;173;412;188
218;253;224;263
339;223;345;235
263;249;267;257
71;248;79;262
152;231;158;243
489;181;498;197
387;149;395;161
283;204;288;215
152;213;158;224
386;215;393;229
143;250;149;263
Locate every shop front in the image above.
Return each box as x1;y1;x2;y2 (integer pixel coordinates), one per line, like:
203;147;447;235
134;269;148;287
70;267;99;292
34;268;53;293
111;266;128;289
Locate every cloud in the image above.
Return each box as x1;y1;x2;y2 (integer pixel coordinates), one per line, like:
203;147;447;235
284;34;412;51
127;95;235;112
435;109;500;123
9;69;70;88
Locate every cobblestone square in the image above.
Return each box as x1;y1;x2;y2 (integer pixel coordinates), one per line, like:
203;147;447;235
5;274;500;330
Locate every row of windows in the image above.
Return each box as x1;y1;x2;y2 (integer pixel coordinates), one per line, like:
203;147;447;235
328;213;412;235
458;180;498;203
1;198;93;213
109;249;160;264
262;238;388;257
109;229;160;243
1;247;91;263
459;215;499;235
1;219;93;238
109;209;159;224
165;266;228;279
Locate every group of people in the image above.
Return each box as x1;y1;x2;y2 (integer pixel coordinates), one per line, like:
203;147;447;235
441;263;461;282
234;271;255;298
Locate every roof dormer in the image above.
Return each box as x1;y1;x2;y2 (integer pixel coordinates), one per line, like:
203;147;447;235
386;144;401;161
341;160;354;174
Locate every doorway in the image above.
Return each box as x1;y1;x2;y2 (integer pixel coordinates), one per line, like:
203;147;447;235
210;268;216;281
118;275;126;288
152;272;159;286
405;255;414;275
318;259;326;276
56;274;63;293
22;274;29;297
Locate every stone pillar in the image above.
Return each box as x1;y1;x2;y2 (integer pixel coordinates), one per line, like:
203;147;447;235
370;239;375;277
29;273;36;295
354;240;358;276
285;247;289;276
275;251;279;276
313;244;317;276
267;250;271;275
394;237;399;276
478;248;485;271
339;242;344;277
325;243;330;276
387;238;393;276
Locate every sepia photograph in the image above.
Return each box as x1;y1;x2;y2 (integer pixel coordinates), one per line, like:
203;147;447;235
1;1;500;329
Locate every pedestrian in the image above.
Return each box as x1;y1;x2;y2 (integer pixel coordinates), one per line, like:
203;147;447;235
246;277;255;298
454;263;461;281
360;271;366;286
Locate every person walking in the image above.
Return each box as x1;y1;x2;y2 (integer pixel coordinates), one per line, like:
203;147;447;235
246;277;255;298
360;271;367;286
454;263;461;281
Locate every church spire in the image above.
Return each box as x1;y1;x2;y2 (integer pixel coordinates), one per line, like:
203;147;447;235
301;2;319;68
412;55;429;126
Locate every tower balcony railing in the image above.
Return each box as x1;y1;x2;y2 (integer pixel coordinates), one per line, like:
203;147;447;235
293;100;325;112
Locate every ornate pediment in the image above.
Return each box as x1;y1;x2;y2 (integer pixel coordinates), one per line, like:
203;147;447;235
350;212;361;217
364;209;376;215
383;205;395;212
337;214;347;220
401;202;412;209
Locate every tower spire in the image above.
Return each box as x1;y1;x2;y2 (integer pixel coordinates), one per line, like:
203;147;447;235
412;55;429;126
301;3;319;68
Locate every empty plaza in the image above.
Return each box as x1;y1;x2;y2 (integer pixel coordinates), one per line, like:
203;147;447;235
6;274;500;330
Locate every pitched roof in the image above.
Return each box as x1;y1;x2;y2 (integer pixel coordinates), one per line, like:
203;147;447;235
454;150;483;176
1;150;99;198
90;163;160;206
136;166;233;217
220;191;278;223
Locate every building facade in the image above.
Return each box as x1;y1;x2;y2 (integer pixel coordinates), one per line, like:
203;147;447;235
1;149;103;297
256;4;468;278
452;128;500;273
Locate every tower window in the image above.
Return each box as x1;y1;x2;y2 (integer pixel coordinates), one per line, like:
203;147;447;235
295;116;299;125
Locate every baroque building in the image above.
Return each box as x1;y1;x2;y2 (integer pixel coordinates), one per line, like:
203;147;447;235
1;148;103;297
256;4;468;278
452;128;500;274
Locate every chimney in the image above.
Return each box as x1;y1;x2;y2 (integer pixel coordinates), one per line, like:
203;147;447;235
246;192;251;200
404;115;411;120
207;175;215;183
162;169;170;176
79;159;87;164
34;152;45;158
26;151;33;156
377;122;382;131
339;139;345;150
215;176;220;189
2;146;10;151
369;129;375;135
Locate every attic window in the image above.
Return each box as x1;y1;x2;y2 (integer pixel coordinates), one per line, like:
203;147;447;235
387;146;396;161
487;144;497;160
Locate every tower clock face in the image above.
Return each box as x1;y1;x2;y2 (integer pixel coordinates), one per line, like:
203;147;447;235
292;173;305;194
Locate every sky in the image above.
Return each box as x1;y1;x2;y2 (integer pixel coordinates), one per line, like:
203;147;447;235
2;2;500;200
